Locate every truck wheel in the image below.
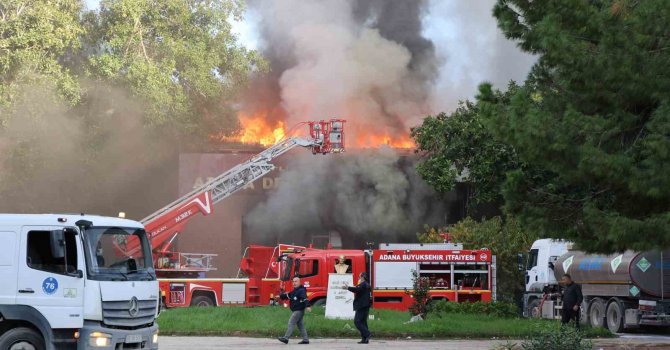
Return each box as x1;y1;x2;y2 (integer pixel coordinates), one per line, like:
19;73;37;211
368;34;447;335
528;299;541;318
606;300;624;333
589;298;606;328
312;298;326;308
190;295;215;307
0;327;45;350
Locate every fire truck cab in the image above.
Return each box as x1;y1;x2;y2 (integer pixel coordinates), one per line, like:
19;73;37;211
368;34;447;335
278;249;367;306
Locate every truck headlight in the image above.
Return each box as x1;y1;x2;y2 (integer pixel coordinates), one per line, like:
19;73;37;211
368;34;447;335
152;330;159;344
89;332;112;347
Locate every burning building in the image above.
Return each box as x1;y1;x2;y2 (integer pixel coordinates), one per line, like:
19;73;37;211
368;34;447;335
172;145;465;278
167;0;454;277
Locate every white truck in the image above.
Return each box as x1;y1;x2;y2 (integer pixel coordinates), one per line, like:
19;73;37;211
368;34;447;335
521;238;670;333
0;214;159;350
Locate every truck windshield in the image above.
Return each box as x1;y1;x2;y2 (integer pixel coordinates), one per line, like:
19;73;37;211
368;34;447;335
83;227;155;281
281;257;294;281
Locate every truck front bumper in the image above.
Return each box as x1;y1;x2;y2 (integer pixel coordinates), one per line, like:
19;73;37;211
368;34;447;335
77;321;159;350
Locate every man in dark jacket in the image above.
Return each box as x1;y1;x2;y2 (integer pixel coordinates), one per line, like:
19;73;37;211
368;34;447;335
561;274;583;329
342;272;372;344
278;277;311;344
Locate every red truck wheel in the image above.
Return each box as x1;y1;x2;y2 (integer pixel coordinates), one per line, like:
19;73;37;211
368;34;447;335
191;295;215;307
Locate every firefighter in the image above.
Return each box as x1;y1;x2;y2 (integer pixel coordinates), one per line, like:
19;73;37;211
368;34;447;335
560;273;583;329
278;277;311;344
342;272;372;344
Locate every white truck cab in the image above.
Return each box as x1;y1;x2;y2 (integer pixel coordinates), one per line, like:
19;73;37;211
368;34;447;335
524;239;569;292
0;214;159;350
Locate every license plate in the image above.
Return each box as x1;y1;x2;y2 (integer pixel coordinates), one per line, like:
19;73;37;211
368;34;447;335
125;334;142;343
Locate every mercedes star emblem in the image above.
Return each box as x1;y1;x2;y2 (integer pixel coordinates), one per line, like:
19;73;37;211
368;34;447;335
128;297;140;317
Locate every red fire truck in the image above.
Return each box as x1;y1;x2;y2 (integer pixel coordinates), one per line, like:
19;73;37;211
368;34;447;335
159;242;497;310
272;243;496;311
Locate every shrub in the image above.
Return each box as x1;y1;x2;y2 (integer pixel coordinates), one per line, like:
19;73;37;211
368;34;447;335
408;269;431;317
430;299;519;318
520;323;592;350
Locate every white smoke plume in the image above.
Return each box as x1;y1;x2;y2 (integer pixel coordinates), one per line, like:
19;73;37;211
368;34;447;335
241;0;536;244
246;0;438;142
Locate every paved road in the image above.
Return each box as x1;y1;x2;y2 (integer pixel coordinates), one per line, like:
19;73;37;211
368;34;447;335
159;337;510;350
159;335;670;350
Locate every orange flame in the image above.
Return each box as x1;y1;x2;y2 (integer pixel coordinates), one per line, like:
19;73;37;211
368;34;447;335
354;133;415;149
221;111;415;149
226;113;286;147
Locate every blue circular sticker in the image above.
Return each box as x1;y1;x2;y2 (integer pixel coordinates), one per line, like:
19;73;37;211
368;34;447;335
42;277;58;295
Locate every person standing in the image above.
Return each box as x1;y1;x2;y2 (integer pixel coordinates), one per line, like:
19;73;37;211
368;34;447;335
342;272;372;344
560;273;583;329
278;277;311;344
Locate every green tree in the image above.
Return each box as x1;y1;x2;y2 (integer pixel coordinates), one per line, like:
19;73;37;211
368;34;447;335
411;86;521;212
416;225;446;244
0;0;84;113
86;0;265;142
0;0;263;214
478;0;670;252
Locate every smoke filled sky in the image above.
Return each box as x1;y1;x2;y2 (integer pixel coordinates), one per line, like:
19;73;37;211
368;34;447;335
232;0;535;114
84;0;535;119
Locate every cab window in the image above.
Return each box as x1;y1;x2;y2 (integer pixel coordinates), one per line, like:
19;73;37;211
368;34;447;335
527;249;539;270
298;259;319;278
27;230;78;275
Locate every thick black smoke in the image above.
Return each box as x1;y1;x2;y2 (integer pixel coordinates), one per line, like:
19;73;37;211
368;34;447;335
244;148;445;246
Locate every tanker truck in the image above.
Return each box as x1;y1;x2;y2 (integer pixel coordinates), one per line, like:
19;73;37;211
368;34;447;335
521;239;670;333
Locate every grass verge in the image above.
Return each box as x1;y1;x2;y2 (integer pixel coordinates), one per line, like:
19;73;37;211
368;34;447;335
156;306;613;339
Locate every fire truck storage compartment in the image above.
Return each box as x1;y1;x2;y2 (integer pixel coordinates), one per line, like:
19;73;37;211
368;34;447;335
374;262;416;289
453;263;489;290
170;283;186;305
222;282;247;304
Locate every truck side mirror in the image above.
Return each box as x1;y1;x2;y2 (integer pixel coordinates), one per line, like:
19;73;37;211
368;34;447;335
548;262;555;270
50;229;65;259
517;253;524;272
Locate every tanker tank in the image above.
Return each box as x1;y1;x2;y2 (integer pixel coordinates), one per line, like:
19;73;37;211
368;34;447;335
555;250;670;298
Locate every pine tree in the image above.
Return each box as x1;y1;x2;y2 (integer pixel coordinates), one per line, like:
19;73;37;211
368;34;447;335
477;0;670;252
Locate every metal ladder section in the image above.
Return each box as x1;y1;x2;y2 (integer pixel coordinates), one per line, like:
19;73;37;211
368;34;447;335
141;137;315;225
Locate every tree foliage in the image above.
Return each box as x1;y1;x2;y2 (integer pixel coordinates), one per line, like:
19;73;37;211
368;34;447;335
415;0;670;253
0;0;84;113
416;225;447;244
476;0;670;252
411;86;521;210
86;0;265;141
0;0;263;214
